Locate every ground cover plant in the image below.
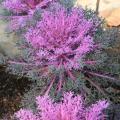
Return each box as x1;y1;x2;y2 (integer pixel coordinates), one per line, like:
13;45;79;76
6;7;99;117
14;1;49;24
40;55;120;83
0;0;120;119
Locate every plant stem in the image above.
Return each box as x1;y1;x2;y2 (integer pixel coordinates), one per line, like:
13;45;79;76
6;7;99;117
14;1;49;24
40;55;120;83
96;0;100;14
85;77;107;96
44;76;56;95
8;60;34;66
0;15;28;19
57;73;63;92
67;70;76;81
84;70;120;84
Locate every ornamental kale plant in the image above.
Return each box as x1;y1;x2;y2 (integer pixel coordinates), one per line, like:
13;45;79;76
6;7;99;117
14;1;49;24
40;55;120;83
25;7;95;70
2;0;53;30
15;92;109;120
6;2;95;92
3;0;53;14
6;1;118;96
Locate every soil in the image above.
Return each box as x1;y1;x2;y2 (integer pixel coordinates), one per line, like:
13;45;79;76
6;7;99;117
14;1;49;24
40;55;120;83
0;65;31;120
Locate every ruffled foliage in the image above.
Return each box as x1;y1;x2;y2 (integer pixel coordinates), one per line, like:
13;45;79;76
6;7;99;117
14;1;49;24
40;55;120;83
25;4;100;70
15;92;109;120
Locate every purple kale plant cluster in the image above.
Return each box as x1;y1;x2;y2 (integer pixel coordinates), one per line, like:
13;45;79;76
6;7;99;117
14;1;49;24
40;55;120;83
1;0;111;119
15;92;109;120
2;0;53;30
